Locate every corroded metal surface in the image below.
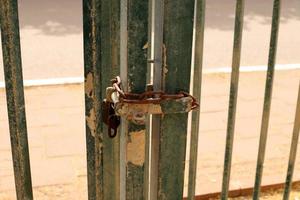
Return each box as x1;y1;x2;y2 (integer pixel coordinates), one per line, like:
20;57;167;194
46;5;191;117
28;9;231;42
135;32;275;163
120;0;149;199
106;77;198;125
0;0;33;199
100;0;121;199
157;0;195;199
83;0;102;199
115;97;194;124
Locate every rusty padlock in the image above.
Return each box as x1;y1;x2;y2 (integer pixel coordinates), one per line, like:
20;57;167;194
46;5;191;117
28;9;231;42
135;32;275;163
101;99;120;138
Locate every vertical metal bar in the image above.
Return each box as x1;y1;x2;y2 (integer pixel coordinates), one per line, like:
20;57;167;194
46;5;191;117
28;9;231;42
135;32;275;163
157;0;195;199
101;0;120;199
123;0;149;199
187;0;206;199
152;0;164;90
146;0;153;86
119;0;128;199
144;0;153;198
220;1;245;199
253;0;281;199
282;83;300;200
0;0;34;199
149;0;164;199
83;0;102;199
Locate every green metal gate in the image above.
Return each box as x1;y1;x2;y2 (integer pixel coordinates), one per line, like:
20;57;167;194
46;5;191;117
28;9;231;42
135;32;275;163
0;0;300;200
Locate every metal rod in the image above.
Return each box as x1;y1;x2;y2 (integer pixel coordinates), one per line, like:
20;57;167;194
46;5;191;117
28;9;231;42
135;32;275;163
187;0;206;199
150;0;164;198
82;0;103;199
0;0;33;199
144;0;153;198
221;0;245;199
252;0;281;199
119;0;128;199
282;83;300;200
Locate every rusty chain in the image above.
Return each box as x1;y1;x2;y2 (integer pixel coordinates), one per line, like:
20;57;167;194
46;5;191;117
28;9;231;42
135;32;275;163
103;76;199;138
111;76;199;110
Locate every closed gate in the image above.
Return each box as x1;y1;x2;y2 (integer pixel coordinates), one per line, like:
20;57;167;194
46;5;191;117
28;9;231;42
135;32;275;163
0;0;300;200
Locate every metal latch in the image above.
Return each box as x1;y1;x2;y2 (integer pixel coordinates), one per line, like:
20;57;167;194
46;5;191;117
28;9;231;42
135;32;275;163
102;76;199;137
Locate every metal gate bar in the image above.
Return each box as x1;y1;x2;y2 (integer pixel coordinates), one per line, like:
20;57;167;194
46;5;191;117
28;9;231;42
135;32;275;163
148;0;163;198
253;0;281;199
156;0;195;199
144;0;153;198
0;0;33;199
119;0;149;199
187;0;206;199
82;0;102;199
101;0;120;199
221;0;245;199
283;83;300;200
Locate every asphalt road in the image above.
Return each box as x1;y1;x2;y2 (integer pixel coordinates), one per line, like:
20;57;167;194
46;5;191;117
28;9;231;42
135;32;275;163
0;0;299;81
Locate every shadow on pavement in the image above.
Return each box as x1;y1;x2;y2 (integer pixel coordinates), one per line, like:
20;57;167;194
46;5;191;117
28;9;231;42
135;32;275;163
19;0;82;35
18;0;300;35
206;0;300;30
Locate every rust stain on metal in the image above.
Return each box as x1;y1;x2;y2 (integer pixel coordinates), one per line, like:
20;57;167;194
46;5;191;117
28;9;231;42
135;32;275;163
85;72;96;137
143;42;149;49
85;72;94;97
115;97;195;121
163;44;168;78
87;109;96;137
116;103;162;117
127;130;145;166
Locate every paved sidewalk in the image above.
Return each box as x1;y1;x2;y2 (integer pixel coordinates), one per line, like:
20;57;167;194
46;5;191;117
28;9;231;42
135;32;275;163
0;70;299;199
188;70;300;195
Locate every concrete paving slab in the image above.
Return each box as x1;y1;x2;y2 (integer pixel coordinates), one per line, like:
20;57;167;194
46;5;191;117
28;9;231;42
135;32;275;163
0;70;299;199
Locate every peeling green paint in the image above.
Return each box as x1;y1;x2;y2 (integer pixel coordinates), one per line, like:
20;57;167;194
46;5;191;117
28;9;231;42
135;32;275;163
83;0;103;199
100;0;121;199
126;162;145;200
157;0;195;199
126;0;149;199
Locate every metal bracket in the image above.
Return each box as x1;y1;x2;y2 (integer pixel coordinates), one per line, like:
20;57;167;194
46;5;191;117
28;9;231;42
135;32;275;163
115;96;194;125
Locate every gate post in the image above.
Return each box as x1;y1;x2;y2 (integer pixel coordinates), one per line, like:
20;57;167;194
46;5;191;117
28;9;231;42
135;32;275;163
83;0;102;199
101;0;121;199
119;0;149;199
157;1;195;199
